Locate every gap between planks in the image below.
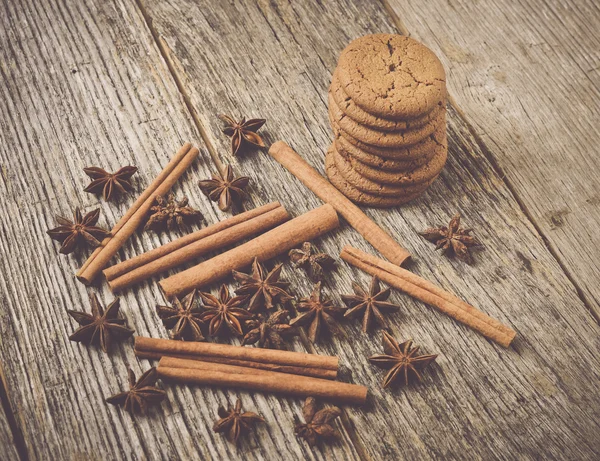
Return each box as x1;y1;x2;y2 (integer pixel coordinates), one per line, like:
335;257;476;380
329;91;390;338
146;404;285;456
0;362;29;461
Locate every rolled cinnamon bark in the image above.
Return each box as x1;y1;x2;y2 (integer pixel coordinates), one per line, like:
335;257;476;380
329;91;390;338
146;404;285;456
135;337;339;370
340;246;516;347
268;141;410;266
136;350;337;379
77;143;199;284
159;204;339;298
104;203;289;292
157;365;367;405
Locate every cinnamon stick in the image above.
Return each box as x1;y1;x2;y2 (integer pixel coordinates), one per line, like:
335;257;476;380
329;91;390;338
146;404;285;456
341;246;515;347
157;366;367;405
268;141;410;266
135;350;337;379
77;143;199;284
159;204;339;298
135;337;339;370
104;203;289;292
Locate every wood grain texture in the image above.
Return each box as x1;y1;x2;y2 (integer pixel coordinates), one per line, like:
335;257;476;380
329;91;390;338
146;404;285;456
0;0;361;459
383;0;600;319
140;0;600;459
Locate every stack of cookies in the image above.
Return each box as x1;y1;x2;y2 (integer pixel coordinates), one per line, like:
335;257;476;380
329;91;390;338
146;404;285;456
326;34;448;207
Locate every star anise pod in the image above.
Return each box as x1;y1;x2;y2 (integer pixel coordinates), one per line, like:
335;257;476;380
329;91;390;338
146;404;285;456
232;258;292;311
198;165;250;212
83;165;138;201
67;293;134;353
294;397;341;447
144;193;203;232
156;290;205;341
106;368;166;414
199;284;252;336
369;331;438;388
213;398;265;444
289;282;346;343
242;310;298;349
47;207;110;254
341;276;401;332
289;242;335;282
420;213;480;264
219;114;266;156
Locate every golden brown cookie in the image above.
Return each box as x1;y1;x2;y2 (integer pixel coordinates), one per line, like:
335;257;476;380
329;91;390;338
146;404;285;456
337;34;446;119
329;69;442;132
328;92;444;148
325;146;426;207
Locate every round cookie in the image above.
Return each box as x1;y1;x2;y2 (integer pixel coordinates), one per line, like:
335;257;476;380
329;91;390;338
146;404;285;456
332;146;438;196
325;147;426;207
328;92;444;148
336;34;446;119
329;69;442;132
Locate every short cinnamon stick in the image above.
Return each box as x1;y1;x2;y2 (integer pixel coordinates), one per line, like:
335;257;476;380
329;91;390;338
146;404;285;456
268;141;410;266
104;203;289;292
340;246;516;347
159;204;339;298
77;143;199;284
157;365;367;405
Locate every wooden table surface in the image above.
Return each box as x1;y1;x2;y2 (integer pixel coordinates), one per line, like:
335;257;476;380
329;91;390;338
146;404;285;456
1;0;599;459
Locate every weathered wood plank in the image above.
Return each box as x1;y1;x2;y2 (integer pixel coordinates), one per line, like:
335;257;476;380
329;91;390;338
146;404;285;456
140;0;600;459
0;0;361;459
0;378;20;461
383;0;600;319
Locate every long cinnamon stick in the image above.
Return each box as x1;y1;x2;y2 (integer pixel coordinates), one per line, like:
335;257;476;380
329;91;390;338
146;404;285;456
104;203;289;292
77;143;199;284
136;350;337;379
159;204;339;298
157;366;367;405
341;246;515;347
135;337;339;370
268;141;410;266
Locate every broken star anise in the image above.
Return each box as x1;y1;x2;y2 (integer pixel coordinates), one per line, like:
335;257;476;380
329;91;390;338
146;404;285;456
232;257;292;311
144;193;203;232
156;290;205;341
369;331;438;388
198;164;250;212
342;276;401;332
420;213;480;264
289;242;335;282
199;284;252;337
83;165;138;201
289;282;346;343
47;207;110;254
219;114;266;156
67;293;134;353
242;310;298;350
294;397;341;447
106;368;166;414
213;398;265;444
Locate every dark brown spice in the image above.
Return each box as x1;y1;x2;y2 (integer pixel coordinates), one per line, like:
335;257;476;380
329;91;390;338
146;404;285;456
241;310;298;349
420;213;480;264
156;290;205;341
294;397;341;447
198;164;250;212
198;284;251;337
289;242;335;282
219;114;266;156
47;207;110;254
106;368;166;414
369;331;437;388
67;293;134;353
341;276;401;332
213;398;265;444
232;257;292;311
83;166;138;201
289;282;346;343
144;193;203;232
